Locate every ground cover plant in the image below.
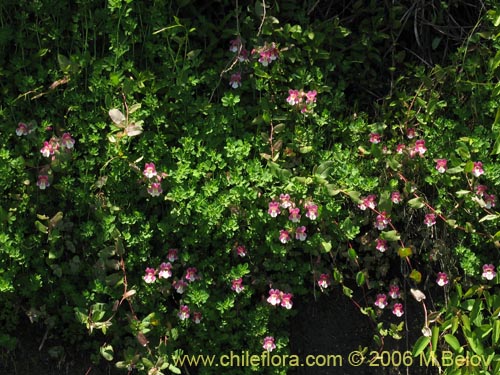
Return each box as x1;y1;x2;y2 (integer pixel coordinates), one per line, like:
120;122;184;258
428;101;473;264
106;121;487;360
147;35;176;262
0;1;499;374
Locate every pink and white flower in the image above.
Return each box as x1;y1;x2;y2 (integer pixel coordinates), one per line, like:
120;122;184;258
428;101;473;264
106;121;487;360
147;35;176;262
158;262;172;279
317;274;331;290
229;38;242;53
406;128;416;139
374;293;387;309
147;182;162;197
375;211;390;230
286;90;302;106
389;285;400;299
476;185;488;196
178;305;190;320
229;73;242;89
173;279;188;294
36;175;50;190
396;144;405;154
192;311;202;324
143;163;157;179
369;133;381;144
167;248;178;262
268;201;281;217
392;303;404;317
435;159;447;173
60;133;75;149
267;289;281;306
288;207;301;223
280;293;293;309
424;213;436;227
414;140;427;156
143;267;156;283
279;194;292;209
482;264;496;280
375;238;387;252
262;336;276;352
472;162;484;177
305;90;317;104
184;267;198;282
236;245;247;257
436;272;449;287
279;230;291;244
231;278;244;293
40;141;55;158
484;194;496;209
358;195;377;210
16;122;29;136
295;226;307;241
305;203;318;220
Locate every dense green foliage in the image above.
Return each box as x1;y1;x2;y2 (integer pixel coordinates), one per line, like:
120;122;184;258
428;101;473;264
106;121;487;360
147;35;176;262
1;1;499;374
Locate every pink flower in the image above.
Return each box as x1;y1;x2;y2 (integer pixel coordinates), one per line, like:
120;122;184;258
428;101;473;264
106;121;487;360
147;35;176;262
258;50;272;66
476;185;488;196
229;73;242;89
268;201;281;217
36;175;50;190
436;272;449;287
435;159;447;173
424;213;436;227
280;293;293;309
167;249;178;262
484;194;496;209
147;182;163;197
229;38;242;53
389;285;400;299
482;264;496;280
317;274;331;290
173;279;188;294
192;311;202;324
60;133;75;149
305;90;317;104
143;267;156;283
267;289;281;306
358;195;377;210
184;267;198;282
236;245;247;257
288;207;301;223
396;144;405;154
262;336;276;352
305;203;318;220
178;305;190;320
375;211;390;230
406;128;416;139
295;226;307;241
16;122;29;136
231;278;244;293
40;141;55;157
374;294;387;309
279;194;292;208
392;303;404;317
158;262;172;279
279;230;291;244
375;238;387;252
472;162;484;177
238;49;249;62
391;191;401;204
414;140;427;156
286;89;302;106
143;163;157;179
369;133;381;144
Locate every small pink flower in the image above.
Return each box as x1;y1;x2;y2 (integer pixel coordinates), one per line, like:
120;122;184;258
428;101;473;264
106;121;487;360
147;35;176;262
435;159;448;173
192;311;202;324
143;267;156;283
472;162;484;177
279;194;292;208
229;72;242;89
391;191;401;204
389;285;400;299
424;213;436;227
231;278;244;293
482;264;496;280
286;90;302;106
267;289;281;306
143;163;157;179
258;50;272;66
173;279;188;294
279;230;290;244
374;293;387;309
229;38;241;53
414;140;427;156
305;90;317;104
369;133;381;144
167;248;178;262
178;305;190;320
147;182;163;197
40;141;55;158
288;207;301;223
436;272;449;287
36;175;50;190
268;201;281;217
476;185;488;196
60;133;75;149
406;128;416;139
184;267;198;282
295;226;307;241
305;203;318;220
396;144;405;154
484;194;496;209
375;211;390;230
158;262;172;279
317;274;331;290
358;195;377;210
238;49;249;62
392;303;404;317
16;122;29;136
236;245;247;257
280;293;293;309
262;336;276;352
375;238;387;252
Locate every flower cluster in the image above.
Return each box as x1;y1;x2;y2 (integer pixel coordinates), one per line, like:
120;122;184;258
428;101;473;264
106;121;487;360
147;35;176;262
267;289;293;309
143;162;167;197
374;284;404;317
253;42;279;66
16;121;36;136
286;89;317;113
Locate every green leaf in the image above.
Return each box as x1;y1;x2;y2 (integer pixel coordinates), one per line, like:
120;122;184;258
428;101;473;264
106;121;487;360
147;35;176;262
35;221;48;234
380;230;400;241
326;184;341;196
412;336;431;357
356;271;365;286
407;197;425;209
493;320;500;345
398;247;412;258
431;325;439;353
455;190;471;197
479;214;499;223
409;269;422;283
347;248;357;261
100;344;114;361
342;285;353;298
443;334;462;352
321;241;332;253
